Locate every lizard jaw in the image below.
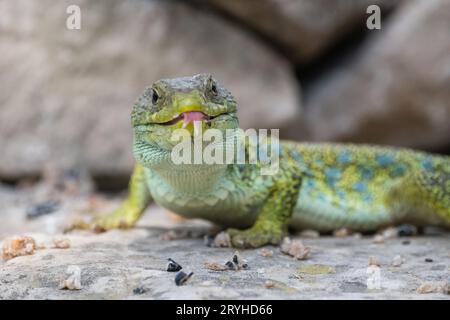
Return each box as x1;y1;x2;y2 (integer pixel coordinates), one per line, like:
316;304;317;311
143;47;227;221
158;111;210;136
159;111;210;127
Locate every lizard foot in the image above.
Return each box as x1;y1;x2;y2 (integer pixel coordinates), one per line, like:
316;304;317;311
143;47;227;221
227;227;283;248
67;207;140;233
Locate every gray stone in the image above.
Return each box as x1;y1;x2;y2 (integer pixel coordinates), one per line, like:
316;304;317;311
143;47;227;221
0;0;300;179
196;0;400;62
303;0;450;150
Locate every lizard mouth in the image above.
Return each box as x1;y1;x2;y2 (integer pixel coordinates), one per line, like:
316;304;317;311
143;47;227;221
159;111;221;128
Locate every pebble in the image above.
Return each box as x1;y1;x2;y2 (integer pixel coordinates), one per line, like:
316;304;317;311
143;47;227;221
280;237;310;260
2;236;36;261
333;228;350;238
372;234;385;244
260;248;273;257
160;230;178;241
264;280;275;289
52;238;71;249
212;232;231;248
391;255;404;267
59;265;82;290
352;233;362;239
381;227;398;239
417;282;446;294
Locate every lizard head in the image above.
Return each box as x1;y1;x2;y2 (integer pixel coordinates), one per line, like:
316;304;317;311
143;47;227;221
131;74;239;162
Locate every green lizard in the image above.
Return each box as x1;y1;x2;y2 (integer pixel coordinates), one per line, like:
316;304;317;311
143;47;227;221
74;74;450;248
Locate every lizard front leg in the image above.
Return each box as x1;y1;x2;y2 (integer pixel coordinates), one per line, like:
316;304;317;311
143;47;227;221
71;164;151;232
227;171;302;248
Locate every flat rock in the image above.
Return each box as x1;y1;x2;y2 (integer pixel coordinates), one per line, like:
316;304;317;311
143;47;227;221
1;228;448;299
0;184;448;299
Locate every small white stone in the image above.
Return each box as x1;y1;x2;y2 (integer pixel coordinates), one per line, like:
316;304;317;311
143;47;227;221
59;265;82;290
52;238;71;249
372;234;385;244
382;227;398;239
212;232;231;248
366;265;381;290
391;255;404;267
260;248;273;257
352;233;362;239
333;228;350;238
264;280;275;289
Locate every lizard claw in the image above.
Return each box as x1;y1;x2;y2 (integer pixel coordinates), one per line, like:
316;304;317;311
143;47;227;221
64;217;107;234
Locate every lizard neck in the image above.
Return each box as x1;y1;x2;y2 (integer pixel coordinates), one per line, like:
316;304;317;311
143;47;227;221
152;164;228;194
134;141;228;194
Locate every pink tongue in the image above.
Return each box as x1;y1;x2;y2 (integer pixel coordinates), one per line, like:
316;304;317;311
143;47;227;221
182;111;207;125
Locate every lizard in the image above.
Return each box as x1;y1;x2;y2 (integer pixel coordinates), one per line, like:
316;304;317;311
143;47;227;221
73;74;450;248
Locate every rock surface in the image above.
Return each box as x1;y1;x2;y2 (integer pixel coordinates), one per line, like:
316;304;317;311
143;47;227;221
0;184;449;300
197;0;400;62
0;0;300;179
303;0;450;149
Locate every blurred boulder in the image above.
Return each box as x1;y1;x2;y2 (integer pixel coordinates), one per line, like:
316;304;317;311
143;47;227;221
303;0;450;150
0;0;300;179
194;0;399;63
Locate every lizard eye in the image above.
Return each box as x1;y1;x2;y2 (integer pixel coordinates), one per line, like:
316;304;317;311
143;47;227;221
152;89;159;104
206;76;218;96
211;82;218;95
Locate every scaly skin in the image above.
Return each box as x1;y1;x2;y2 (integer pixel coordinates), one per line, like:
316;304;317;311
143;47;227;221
73;74;450;248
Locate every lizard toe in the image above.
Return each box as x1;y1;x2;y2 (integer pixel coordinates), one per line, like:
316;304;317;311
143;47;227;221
227;228;278;248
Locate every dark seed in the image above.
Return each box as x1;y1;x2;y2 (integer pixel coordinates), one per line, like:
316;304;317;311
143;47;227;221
242;263;249;270
402;240;411;245
167;258;182;272
133;287;146;295
175;271;193;286
232;254;239;264
225;261;237;270
397;224;417;237
26;201;60;219
425;258;433;263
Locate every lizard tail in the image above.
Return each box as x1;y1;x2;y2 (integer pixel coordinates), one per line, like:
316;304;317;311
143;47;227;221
388;161;450;228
